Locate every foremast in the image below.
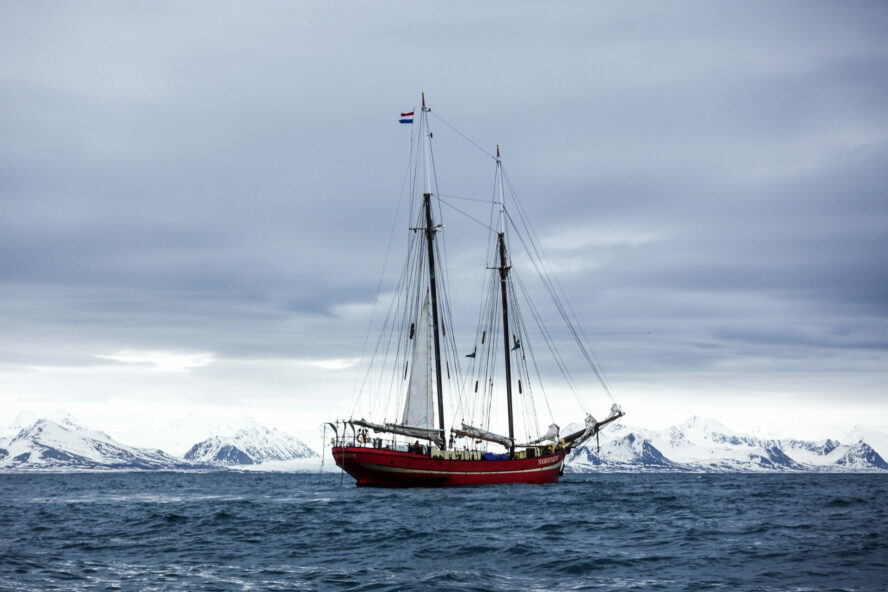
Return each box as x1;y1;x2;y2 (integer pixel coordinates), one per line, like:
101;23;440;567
420;92;447;449
458;144;623;456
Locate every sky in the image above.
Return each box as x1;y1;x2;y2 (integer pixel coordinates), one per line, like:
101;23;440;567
1;1;886;446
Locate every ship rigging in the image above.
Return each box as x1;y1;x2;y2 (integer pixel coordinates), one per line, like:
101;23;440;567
329;93;622;486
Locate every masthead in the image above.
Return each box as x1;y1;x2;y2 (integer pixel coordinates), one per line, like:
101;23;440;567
422;91;426;109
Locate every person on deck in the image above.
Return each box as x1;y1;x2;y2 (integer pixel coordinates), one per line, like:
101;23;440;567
412;440;421;454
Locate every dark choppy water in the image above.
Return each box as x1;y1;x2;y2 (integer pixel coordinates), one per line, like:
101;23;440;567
1;473;886;591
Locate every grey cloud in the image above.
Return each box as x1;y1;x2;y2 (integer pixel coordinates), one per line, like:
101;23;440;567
0;2;886;420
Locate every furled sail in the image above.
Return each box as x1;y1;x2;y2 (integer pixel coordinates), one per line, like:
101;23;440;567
562;404;625;449
349;419;445;448
402;293;435;429
516;423;560;447
452;423;514;448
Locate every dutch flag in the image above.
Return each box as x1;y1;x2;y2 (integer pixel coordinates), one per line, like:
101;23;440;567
399;111;414;124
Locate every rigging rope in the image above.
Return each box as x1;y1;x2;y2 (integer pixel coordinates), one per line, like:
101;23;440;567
437;197;498;233
438;192;494;204
430;111;497;161
349;105;618;445
505;199;615;403
350;124;416;419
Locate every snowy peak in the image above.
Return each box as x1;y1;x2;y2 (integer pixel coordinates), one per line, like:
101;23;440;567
833;441;888;471
10;409;83;433
566;429;682;472
843;426;888;460
184;421;317;466
680;415;735;437
0;414;196;471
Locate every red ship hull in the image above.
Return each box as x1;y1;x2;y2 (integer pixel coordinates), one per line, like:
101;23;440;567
332;446;565;487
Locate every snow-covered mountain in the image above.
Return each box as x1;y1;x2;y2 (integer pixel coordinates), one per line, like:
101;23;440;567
3;410;883;473
112;413;324;459
566;416;888;473
843;426;888;460
183;418;317;466
0;412;197;471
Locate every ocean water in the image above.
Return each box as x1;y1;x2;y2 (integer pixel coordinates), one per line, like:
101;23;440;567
0;473;885;591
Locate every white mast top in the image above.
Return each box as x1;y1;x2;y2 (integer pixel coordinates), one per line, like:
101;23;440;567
496;144;506;235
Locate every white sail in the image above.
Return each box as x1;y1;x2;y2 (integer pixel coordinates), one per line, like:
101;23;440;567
402;293;435;429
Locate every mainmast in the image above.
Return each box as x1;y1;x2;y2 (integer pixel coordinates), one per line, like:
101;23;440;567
420;92;447;448
496;144;516;457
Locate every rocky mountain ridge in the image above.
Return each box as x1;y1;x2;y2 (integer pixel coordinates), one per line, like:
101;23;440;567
0;412;316;472
183;419;317;465
565;416;888;473
0;412;196;471
2;411;886;473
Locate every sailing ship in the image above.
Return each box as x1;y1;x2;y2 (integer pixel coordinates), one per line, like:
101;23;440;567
329;93;623;486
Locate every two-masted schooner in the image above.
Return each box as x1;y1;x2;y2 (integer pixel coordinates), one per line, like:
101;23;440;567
330;93;622;486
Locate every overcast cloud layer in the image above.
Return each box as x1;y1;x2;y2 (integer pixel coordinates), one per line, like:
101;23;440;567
1;2;886;440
